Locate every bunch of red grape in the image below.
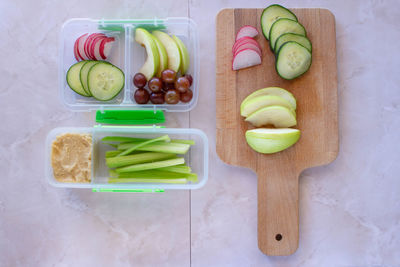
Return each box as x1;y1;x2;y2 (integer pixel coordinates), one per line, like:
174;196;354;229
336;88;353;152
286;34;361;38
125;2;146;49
133;70;193;105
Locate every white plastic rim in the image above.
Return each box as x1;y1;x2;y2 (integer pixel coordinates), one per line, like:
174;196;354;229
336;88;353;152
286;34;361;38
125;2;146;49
45;127;209;190
59;17;200;112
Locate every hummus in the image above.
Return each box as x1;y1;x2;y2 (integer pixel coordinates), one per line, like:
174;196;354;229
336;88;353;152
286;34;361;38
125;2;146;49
51;133;92;183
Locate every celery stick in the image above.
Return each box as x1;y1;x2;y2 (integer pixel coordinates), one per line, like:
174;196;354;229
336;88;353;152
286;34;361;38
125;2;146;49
106;152;176;168
118;142;190;154
171;139;195;145
102;136;149;143
114;169;191;179
116;158;184;173
158;165;192;173
105;150;143;158
109;178;188;184
106;150;123;157
109;169;198;183
186;173;198;182
102;142;119;148
118;135;170;156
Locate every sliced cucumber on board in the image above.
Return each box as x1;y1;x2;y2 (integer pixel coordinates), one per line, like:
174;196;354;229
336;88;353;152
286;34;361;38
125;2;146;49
66;61;90;97
274;33;312;54
87;62;124;101
79;61;97;96
276;41;312;80
269;18;306;51
260;4;298;40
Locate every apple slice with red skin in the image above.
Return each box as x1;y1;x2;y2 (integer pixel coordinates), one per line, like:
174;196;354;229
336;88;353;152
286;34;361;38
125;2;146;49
90;35;107;60
99;37;115;59
232;36;261;53
234;41;261;57
236;25;259;40
232;48;261;71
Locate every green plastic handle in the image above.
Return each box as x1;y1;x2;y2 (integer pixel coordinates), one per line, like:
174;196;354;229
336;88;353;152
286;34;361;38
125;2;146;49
96;110;165;125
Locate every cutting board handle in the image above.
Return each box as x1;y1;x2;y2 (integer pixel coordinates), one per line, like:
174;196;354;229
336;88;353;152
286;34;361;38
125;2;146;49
257;163;299;256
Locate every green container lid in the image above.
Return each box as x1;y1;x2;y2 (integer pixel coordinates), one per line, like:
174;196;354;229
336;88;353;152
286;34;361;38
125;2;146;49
96;110;165;125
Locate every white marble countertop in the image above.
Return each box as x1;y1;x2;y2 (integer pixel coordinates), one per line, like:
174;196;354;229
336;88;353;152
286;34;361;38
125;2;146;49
1;0;399;266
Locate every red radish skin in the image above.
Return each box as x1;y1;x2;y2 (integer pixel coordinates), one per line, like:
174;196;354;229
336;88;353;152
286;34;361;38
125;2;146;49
77;33;89;60
236;25;259;40
99;37;115;59
232;36;261;53
90;35;107;60
234;42;261;57
73;38;80;61
232;48;261;71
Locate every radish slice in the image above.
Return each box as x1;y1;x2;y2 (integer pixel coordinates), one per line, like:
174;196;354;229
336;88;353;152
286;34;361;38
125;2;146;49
99;37;115;59
232;36;261;53
73;38;80;61
92;36;106;60
85;33;104;60
77;33;88;60
232;49;261;70
236;25;259;40
234;42;261;57
90;35;107;60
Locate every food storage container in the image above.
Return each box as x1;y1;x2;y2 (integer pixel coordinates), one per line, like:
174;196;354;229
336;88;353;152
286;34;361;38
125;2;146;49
45;125;208;191
51;18;206;191
59;17;199;111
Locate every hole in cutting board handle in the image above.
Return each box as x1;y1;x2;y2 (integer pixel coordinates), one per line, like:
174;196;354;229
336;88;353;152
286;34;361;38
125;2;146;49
275;234;283;241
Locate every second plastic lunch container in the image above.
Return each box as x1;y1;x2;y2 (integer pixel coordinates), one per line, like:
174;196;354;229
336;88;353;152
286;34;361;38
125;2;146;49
46;18;208;191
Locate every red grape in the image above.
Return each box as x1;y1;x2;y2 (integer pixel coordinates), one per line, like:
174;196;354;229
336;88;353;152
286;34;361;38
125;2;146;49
180;89;193;103
150;92;165;104
175;76;190;93
148;77;163;93
134;88;150;104
133;73;147;88
165;89;180;104
184;74;193;87
161;69;176;83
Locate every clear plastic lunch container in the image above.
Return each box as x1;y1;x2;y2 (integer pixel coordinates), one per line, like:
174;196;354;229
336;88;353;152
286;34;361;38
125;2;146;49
45;126;209;190
59;18;199;111
49;18;208;191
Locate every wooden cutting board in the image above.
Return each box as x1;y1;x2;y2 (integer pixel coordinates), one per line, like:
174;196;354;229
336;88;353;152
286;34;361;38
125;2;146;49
216;8;338;256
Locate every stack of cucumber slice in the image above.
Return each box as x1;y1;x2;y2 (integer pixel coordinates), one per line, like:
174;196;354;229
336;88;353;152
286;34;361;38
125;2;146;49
261;4;312;80
66;60;124;101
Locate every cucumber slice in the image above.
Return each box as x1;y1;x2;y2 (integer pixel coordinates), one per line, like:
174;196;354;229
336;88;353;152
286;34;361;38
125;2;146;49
269;18;306;51
66;61;90;97
276;41;312;80
79;61;97;96
275;33;312;54
261;4;298;40
87;62;124;101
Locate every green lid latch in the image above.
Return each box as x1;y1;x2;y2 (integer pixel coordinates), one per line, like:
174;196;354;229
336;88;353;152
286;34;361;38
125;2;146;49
96;110;165;125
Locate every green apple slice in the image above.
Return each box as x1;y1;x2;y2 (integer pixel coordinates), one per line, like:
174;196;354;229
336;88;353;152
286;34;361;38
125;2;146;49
240;95;294;117
151;34;168;77
245;105;297;127
152;31;181;72
245;128;300;154
172;35;190;75
241;87;297;111
135;28;160;80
